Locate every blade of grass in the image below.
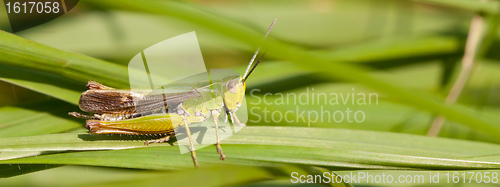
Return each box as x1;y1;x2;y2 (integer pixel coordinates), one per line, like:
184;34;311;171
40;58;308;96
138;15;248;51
313;35;462;64
0;30;130;88
0;100;82;160
0;100;82;138
428;2;489;136
1;127;500;170
0;65;83;105
0;165;351;187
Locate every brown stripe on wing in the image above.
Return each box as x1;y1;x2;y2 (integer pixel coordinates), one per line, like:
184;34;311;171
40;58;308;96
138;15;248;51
79;89;137;113
79;88;202;114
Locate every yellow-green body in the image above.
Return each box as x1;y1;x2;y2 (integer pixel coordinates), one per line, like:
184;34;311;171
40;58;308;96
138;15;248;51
85;75;246;135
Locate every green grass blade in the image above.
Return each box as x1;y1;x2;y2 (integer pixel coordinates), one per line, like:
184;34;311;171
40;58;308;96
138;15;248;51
0;165;351;187
0;65;83;105
0;31;130;88
313;35;462;64
0;101;82;138
1;127;500;170
0;101;82;160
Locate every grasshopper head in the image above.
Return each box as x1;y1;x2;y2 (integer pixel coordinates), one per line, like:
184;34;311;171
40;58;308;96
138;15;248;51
223;48;265;112
223;76;246;112
223;45;265;112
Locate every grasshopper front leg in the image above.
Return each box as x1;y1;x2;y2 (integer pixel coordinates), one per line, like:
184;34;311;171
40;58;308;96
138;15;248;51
211;110;226;160
229;111;246;126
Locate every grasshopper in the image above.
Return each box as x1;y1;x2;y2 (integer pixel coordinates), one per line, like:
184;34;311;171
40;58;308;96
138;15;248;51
69;19;276;167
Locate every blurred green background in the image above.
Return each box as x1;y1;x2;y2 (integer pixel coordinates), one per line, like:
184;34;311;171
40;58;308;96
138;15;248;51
1;0;500;186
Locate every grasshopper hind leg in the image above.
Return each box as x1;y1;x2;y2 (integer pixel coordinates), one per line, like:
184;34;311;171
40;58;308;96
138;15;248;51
144;134;173;146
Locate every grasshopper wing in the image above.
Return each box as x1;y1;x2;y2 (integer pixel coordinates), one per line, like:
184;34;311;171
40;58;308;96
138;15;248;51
79;83;202;114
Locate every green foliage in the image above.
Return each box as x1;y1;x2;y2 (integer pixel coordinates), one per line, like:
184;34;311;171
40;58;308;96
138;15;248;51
1;0;500;186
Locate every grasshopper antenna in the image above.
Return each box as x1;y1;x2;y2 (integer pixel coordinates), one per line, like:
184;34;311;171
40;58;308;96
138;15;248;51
244;52;266;82
243;18;277;82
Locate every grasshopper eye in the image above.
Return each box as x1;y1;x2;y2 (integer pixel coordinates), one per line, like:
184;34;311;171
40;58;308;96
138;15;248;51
227;80;238;94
